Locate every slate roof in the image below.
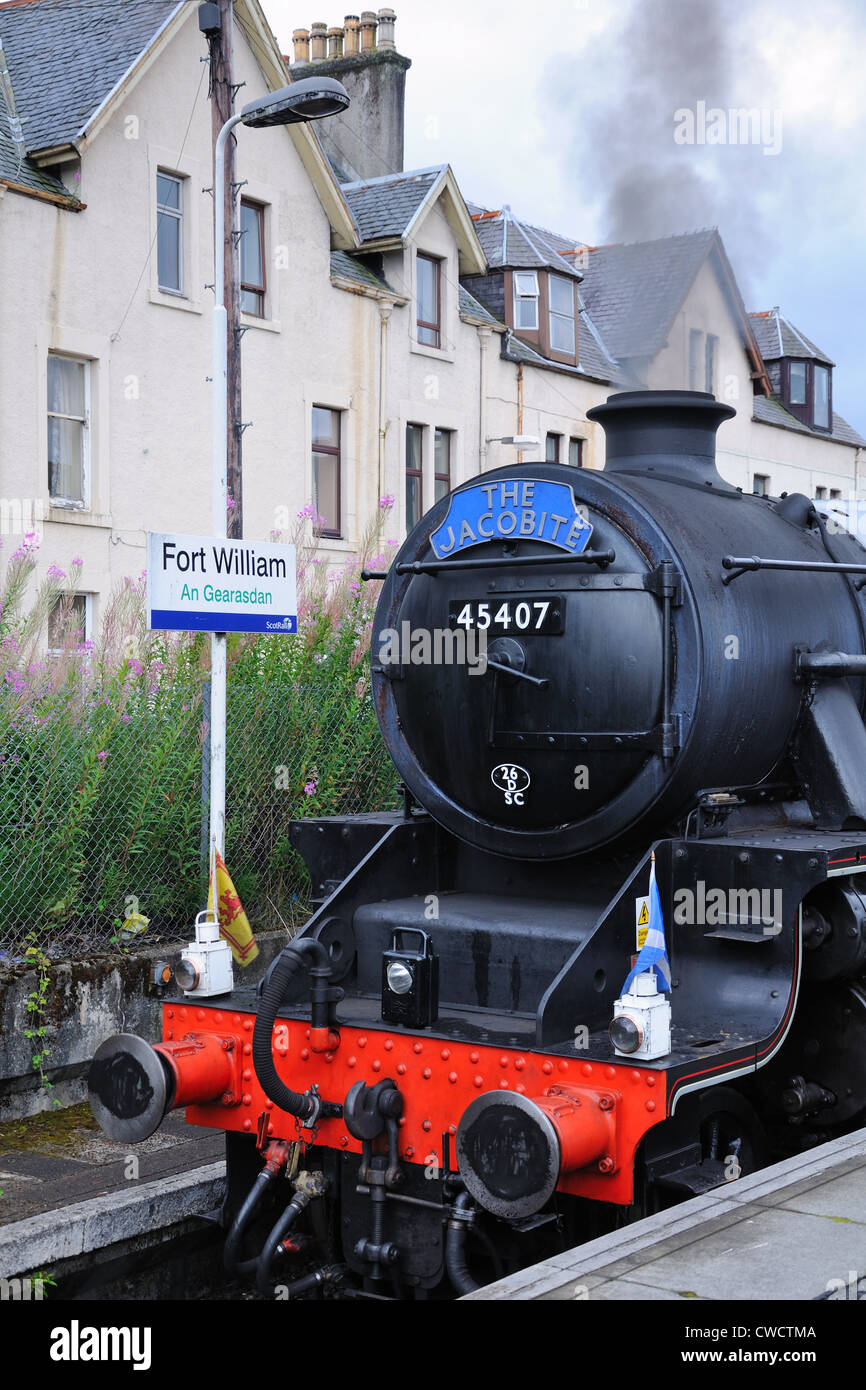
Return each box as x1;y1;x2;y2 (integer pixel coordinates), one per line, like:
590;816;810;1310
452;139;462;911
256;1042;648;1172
329;249;400;296
579;230;719;360
0;94;73;201
748;308;834;365
0;0;180;154
468;203;582;279
752;393;866;448
340;166;445;243
457;283;501;327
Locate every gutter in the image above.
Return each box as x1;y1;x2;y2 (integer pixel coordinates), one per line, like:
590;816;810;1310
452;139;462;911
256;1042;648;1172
0;177;83;210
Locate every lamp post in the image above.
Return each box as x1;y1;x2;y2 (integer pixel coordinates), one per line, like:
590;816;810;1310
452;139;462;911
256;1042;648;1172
209;78;349;873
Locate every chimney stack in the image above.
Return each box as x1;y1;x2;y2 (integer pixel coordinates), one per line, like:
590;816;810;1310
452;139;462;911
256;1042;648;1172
310;21;328;59
377;8;396;48
344;14;360;54
289;13;410;182
359;11;378;50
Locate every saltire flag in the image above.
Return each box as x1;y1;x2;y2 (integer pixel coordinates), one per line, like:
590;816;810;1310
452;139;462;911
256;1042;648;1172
622;853;671;995
207;846;259;967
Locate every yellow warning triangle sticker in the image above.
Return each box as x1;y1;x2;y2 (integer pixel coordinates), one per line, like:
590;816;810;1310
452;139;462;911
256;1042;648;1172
637;902;650;926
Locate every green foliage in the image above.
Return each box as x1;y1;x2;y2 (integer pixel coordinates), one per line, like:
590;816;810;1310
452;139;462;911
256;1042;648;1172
0;509;401;951
22;933;61;1104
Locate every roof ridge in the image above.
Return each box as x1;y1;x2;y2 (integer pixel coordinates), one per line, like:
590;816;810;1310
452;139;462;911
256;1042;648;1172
340;164;446;190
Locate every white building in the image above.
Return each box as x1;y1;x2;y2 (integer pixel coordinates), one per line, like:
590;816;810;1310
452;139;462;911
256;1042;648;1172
0;1;862;635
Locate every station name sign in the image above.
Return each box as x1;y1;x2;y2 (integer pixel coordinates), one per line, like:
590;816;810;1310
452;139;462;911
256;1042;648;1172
147;532;297;634
429;480;592;560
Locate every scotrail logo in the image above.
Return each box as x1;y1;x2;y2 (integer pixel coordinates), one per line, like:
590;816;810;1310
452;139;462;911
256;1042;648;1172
49;1321;152;1371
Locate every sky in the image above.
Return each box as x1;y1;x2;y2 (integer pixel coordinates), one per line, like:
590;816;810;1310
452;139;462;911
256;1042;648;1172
264;0;866;434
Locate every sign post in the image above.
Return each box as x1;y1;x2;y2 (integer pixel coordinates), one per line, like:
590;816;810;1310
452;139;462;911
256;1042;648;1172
147;530;297;888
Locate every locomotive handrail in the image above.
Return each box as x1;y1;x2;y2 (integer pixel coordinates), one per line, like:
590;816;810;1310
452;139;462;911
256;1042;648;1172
722;554;866;586
393;547;616;576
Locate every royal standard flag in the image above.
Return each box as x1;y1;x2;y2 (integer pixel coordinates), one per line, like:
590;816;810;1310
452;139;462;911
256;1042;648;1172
207;849;259;967
622;854;671;995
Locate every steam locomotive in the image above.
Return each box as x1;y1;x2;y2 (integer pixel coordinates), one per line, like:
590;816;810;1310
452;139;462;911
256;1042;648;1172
88;391;866;1299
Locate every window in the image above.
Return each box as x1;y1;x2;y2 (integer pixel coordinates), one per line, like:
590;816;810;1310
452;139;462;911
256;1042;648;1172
406;424;424;529
789;361;807;405
814;365;830;430
416;254;441;347
545;433;561;463
48;354;88;506
434;428;451;502
753;474;769;497
549;274;575;354
240;200;266;316
830;489;842;500
815;486;827;500
688;330;702;391
157;172;183;294
568;437;584;468
48;593;89;653
312;407;341;537
513;272;539;330
705;334;718;394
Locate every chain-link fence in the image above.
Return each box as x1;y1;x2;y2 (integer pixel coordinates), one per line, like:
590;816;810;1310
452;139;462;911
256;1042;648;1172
0;678;400;962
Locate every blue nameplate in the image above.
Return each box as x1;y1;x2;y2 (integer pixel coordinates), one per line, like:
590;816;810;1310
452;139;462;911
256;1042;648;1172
430;479;592;560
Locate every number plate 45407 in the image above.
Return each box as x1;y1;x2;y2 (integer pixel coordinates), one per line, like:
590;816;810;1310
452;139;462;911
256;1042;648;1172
448;597;564;634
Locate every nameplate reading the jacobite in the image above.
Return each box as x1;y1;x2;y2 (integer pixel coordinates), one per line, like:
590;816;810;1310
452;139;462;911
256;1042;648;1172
429;480;593;560
147;532;297;634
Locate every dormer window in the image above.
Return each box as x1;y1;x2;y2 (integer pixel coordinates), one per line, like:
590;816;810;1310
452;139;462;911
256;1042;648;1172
549;274;575;354
513;272;539;330
782;359;832;432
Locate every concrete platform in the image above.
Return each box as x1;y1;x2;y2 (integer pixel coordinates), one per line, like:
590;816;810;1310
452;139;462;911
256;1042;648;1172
462;1126;866;1301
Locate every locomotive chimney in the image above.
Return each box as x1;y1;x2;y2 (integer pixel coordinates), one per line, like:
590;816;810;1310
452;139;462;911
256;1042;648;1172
588;390;737;492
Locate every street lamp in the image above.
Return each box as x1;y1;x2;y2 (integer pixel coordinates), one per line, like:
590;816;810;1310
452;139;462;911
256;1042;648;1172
209;78;349;869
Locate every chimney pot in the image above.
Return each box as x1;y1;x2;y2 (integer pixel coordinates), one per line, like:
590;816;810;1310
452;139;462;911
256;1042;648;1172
310;21;328;60
377;8;396;49
327;26;345;58
344;14;360;54
359;10;378;50
292;27;311;63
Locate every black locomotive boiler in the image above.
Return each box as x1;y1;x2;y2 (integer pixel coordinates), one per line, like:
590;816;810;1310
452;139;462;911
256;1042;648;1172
89;391;866;1299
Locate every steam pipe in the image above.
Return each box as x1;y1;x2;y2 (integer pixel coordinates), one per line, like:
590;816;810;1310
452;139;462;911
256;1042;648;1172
251;939;340;1121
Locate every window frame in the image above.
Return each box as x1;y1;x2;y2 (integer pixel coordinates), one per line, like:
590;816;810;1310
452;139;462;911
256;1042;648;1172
688;329;702;391
568;437;584;468
311;406;342;539
813;364;830;431
513;271;540;331
416;253;441;348
156;171;184;296
240;198;266;318
434;428;451;503
548;273;576;355
545;432;562;463
48;592;91;655
705;334;718;394
47;352;90;509
406;422;424;530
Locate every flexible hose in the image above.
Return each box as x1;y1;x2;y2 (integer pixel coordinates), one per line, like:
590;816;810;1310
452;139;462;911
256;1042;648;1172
223;1169;276;1275
256;1193;306;1294
252;939;331;1119
445;1192;480;1295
